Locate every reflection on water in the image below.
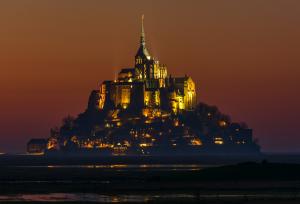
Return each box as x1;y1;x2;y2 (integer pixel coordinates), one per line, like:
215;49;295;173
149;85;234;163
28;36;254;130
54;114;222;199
0;193;299;202
0;193;190;203
16;164;208;171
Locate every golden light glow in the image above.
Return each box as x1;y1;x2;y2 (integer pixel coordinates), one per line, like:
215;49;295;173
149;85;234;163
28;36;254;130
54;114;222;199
219;120;227;127
139;143;152;147
113;146;127;155
47;138;57;150
174;119;179;126
124;140;131;147
214;137;224;145
191;138;202;146
82;141;93;148
144;134;151;138
177;96;185;110
120;87;130;107
236;140;246;145
99;84;106;109
96;143;111;148
70;136;78;143
143;108;150;117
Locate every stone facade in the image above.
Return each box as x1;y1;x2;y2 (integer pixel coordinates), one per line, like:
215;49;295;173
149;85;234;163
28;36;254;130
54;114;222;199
93;17;197;115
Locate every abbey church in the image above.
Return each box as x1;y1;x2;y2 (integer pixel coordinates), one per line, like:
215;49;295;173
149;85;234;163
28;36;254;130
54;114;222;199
27;16;260;155
94;16;196;116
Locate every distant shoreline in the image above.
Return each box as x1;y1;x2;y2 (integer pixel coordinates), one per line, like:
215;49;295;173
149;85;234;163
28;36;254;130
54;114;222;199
1;153;300;166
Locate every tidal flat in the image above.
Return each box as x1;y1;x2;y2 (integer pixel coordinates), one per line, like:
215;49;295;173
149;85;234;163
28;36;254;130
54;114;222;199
0;154;299;203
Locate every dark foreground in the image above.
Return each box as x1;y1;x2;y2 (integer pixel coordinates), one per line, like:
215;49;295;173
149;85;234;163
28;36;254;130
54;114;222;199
0;154;300;203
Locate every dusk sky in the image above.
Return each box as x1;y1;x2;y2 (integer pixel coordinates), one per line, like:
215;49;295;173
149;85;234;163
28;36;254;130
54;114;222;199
0;0;299;153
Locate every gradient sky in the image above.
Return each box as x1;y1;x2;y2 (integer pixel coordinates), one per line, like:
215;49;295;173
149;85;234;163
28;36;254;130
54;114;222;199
0;0;299;153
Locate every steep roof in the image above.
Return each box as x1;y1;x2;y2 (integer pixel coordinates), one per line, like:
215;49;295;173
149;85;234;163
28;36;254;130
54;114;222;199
136;45;151;59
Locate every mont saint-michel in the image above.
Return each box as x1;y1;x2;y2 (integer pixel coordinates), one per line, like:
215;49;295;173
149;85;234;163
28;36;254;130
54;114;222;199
27;17;260;156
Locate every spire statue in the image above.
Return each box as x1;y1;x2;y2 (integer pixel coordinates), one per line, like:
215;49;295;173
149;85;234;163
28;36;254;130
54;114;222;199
140;14;145;46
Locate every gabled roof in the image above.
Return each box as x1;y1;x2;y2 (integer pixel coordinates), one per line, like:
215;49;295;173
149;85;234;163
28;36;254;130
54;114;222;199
27;139;47;144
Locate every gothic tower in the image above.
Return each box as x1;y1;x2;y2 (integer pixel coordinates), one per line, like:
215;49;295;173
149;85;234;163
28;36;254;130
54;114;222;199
135;15;152;80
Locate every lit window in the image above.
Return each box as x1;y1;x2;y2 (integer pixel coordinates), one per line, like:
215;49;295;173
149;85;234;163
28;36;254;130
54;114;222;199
214;137;224;145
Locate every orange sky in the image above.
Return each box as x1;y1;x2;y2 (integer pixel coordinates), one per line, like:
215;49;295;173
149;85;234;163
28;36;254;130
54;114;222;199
0;0;299;153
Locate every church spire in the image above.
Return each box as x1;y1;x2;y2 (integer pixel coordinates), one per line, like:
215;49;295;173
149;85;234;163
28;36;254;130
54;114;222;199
136;14;150;60
140;14;145;46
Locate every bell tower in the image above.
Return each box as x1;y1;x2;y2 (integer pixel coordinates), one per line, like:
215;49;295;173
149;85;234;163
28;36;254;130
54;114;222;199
135;15;151;80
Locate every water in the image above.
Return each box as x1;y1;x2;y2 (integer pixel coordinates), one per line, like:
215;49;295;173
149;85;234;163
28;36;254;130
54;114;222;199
13;164;210;171
0;193;191;202
1;158;299;203
0;192;299;202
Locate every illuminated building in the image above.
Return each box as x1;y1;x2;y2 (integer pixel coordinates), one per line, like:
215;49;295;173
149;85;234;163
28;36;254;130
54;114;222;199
92;16;197;115
30;16;260;156
27;139;47;154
